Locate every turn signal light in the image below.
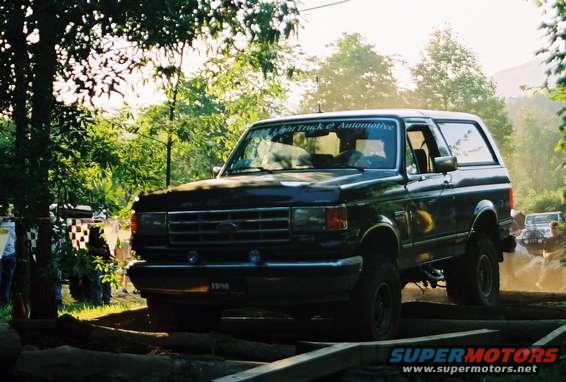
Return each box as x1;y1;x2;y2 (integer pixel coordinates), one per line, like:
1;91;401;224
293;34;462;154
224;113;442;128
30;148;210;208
509;188;514;210
130;212;138;235
326;206;348;230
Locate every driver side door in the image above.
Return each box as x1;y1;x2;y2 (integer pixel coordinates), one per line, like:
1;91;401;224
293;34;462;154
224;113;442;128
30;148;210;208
403;121;457;265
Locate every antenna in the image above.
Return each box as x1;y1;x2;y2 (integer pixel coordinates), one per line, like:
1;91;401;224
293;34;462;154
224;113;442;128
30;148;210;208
316;75;322;113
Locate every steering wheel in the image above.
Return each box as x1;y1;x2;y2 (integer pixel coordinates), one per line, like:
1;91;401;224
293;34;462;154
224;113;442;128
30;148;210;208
335;149;363;166
352;154;388;168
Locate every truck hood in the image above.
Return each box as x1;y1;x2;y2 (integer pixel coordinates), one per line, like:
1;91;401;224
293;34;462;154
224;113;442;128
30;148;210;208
134;169;399;211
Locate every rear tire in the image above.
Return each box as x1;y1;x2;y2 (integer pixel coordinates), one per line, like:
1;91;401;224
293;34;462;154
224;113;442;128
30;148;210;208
147;298;220;332
335;253;401;340
445;235;500;305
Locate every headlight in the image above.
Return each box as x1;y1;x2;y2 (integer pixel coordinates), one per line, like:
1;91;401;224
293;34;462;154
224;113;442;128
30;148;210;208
292;205;348;232
136;212;167;235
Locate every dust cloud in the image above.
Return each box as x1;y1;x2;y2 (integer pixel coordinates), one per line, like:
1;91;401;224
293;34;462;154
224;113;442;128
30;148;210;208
500;244;566;293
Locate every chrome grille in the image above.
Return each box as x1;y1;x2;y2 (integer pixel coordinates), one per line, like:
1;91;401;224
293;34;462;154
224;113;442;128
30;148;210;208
168;207;290;245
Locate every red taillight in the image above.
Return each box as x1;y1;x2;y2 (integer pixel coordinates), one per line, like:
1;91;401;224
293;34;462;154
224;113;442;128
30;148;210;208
130;213;138;235
509;188;514;210
326;206;348;230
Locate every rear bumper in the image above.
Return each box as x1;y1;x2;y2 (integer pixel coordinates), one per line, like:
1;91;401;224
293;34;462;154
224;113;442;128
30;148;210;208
127;256;363;306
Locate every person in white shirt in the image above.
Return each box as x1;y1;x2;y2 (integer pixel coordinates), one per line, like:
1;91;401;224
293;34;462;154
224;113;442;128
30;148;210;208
0;218;16;306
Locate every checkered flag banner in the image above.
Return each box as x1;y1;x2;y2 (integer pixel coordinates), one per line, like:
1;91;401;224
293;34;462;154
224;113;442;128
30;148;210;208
24;218;94;252
27;228;38;252
67;218;90;250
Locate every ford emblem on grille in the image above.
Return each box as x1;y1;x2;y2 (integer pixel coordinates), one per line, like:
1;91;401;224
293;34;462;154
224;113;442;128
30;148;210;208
217;221;239;234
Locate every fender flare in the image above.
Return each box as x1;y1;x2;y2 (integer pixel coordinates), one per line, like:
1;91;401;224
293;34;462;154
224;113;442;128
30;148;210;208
360;216;401;265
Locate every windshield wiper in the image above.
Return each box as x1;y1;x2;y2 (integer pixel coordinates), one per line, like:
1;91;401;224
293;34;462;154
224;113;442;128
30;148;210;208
227;166;274;175
334;165;366;172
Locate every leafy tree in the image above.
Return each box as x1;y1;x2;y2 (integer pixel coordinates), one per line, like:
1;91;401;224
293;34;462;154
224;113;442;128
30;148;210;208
507;104;564;204
412;29;513;156
129;47;289;184
519;189;566;214
299;33;401;113
537;0;566;199
0;0;299;318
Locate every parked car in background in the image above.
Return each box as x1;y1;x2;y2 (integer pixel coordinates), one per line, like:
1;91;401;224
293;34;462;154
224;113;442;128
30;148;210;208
518;211;565;256
128;109;515;340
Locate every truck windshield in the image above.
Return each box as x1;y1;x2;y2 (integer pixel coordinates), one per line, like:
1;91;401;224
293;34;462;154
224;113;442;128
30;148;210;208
525;214;560;226
225;119;399;174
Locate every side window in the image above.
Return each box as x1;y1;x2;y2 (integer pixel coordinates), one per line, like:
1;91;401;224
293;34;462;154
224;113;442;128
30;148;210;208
437;122;496;165
406;125;439;173
405;137;418;175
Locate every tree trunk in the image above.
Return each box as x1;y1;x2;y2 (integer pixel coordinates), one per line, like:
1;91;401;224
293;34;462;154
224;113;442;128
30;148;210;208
29;0;58;319
7;0;32;314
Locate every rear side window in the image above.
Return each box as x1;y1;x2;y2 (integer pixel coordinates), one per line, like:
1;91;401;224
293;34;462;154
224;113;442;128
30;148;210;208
437;122;496;165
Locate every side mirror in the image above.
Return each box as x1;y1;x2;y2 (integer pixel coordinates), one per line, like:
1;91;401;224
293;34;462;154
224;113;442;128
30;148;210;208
433;156;457;174
212;166;223;177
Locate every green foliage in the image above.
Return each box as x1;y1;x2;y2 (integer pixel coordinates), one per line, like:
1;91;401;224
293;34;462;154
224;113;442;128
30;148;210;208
93;256;120;289
518;189;566;214
412;29;513;156
506;101;565;204
537;1;566;158
0;304;11;322
300;33;401;113
0;119;14;208
126;46;290;185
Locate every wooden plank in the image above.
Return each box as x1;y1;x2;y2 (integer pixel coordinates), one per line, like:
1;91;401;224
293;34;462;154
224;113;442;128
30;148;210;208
213;343;360;382
216;329;497;382
531;324;566;347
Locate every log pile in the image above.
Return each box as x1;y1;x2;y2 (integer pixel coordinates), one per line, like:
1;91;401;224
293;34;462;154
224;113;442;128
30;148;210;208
4;314;292;381
4;300;566;381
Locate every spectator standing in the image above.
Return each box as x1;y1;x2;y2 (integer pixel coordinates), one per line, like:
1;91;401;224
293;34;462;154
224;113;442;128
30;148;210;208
87;219;112;305
536;221;565;291
0;217;16;306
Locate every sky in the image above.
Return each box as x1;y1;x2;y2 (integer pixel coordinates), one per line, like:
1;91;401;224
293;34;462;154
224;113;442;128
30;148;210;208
296;0;546;85
96;0;549;111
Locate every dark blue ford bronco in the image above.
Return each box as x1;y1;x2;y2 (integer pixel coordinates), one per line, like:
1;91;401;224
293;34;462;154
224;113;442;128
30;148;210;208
128;109;515;339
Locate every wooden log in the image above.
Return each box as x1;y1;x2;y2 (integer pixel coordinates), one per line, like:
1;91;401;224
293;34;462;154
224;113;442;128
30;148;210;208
11;318;58;330
399;319;566;341
401;302;504;320
499;291;566;305
0;323;22;367
401;302;566;320
57;314;294;362
15;345;257;382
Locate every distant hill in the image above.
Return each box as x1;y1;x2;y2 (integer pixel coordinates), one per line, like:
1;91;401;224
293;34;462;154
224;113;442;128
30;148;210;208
492;60;552;99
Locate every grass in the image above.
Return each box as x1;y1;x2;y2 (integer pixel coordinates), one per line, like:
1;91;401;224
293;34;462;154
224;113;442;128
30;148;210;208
0;284;146;322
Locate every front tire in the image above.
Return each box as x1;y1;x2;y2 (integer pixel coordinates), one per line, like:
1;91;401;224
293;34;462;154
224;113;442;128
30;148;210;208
335;254;401;340
445;235;500;305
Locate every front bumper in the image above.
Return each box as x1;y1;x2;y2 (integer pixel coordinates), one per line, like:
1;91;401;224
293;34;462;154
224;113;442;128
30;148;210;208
127;256;363;306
